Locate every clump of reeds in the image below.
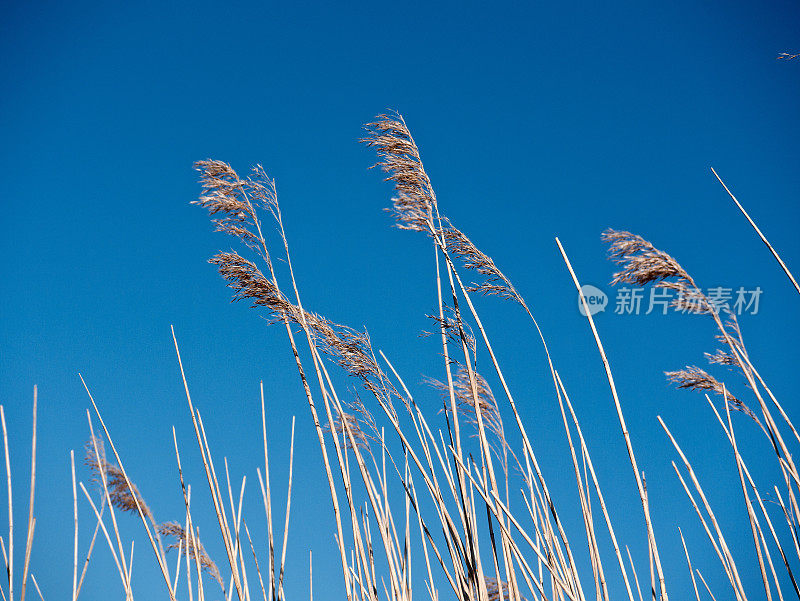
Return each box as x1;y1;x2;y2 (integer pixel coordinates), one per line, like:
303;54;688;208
4;111;798;601
604;218;800;601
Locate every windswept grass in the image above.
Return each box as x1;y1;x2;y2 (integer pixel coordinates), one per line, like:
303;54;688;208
1;112;798;601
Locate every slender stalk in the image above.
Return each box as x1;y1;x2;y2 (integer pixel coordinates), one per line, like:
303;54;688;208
724;392;774;601
711;167;800;294
81;378;175;601
71;451;78;601
277;417;295;600
1;406;13;601
20;387;36;601
556;238;667;601
78;482;126;590
171;329;244;600
678;528;700;601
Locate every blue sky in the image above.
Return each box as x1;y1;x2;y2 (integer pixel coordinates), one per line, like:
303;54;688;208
2;0;799;599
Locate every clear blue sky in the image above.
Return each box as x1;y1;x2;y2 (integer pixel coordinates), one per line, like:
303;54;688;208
1;0;799;599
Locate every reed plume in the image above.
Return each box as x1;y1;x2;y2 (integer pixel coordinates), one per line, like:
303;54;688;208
193;160;261;248
441;222;526;308
157;522;224;589
362;112;436;232
363;113;527;311
602;229;690;284
211;251;288;313
325;408;371;451
194;160;279;268
665;367;759;424
705;348;737;366
84;437;153;520
208;224;398;409
427;366;507;458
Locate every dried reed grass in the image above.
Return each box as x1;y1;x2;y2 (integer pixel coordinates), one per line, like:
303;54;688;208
85;437;153;521
157;522;223;589
2;112;797;601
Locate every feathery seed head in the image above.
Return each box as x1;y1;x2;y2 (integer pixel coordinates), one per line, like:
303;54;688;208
705;349;737;366
84;437;153;520
362;112;436;232
602;229;693;287
666;366;759;424
211;251;398;409
441;223;525;308
427;366;506;450
158;522;224;589
210;251;288;314
325;408;371;451
193;160;278;265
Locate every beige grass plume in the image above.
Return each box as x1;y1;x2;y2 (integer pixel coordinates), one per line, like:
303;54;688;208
441;222;526;308
210;251;290;315
705;349;737;366
602;229;690;283
209;251;398;409
193;160;260;247
364;114;527;309
362;112;436;232
665;367;759;424
325;407;371;451
427;365;507;458
84;437;153;520
193;160;279;267
603;229;728;316
157;522;224;589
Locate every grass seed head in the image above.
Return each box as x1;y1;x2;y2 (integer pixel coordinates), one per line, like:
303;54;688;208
362;112;436;232
158;522;224;589
666;366;760;424
84;437;154;520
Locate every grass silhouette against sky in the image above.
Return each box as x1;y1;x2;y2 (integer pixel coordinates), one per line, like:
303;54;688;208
1;1;799;599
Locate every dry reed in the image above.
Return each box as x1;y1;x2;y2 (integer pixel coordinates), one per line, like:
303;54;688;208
1;112;797;601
